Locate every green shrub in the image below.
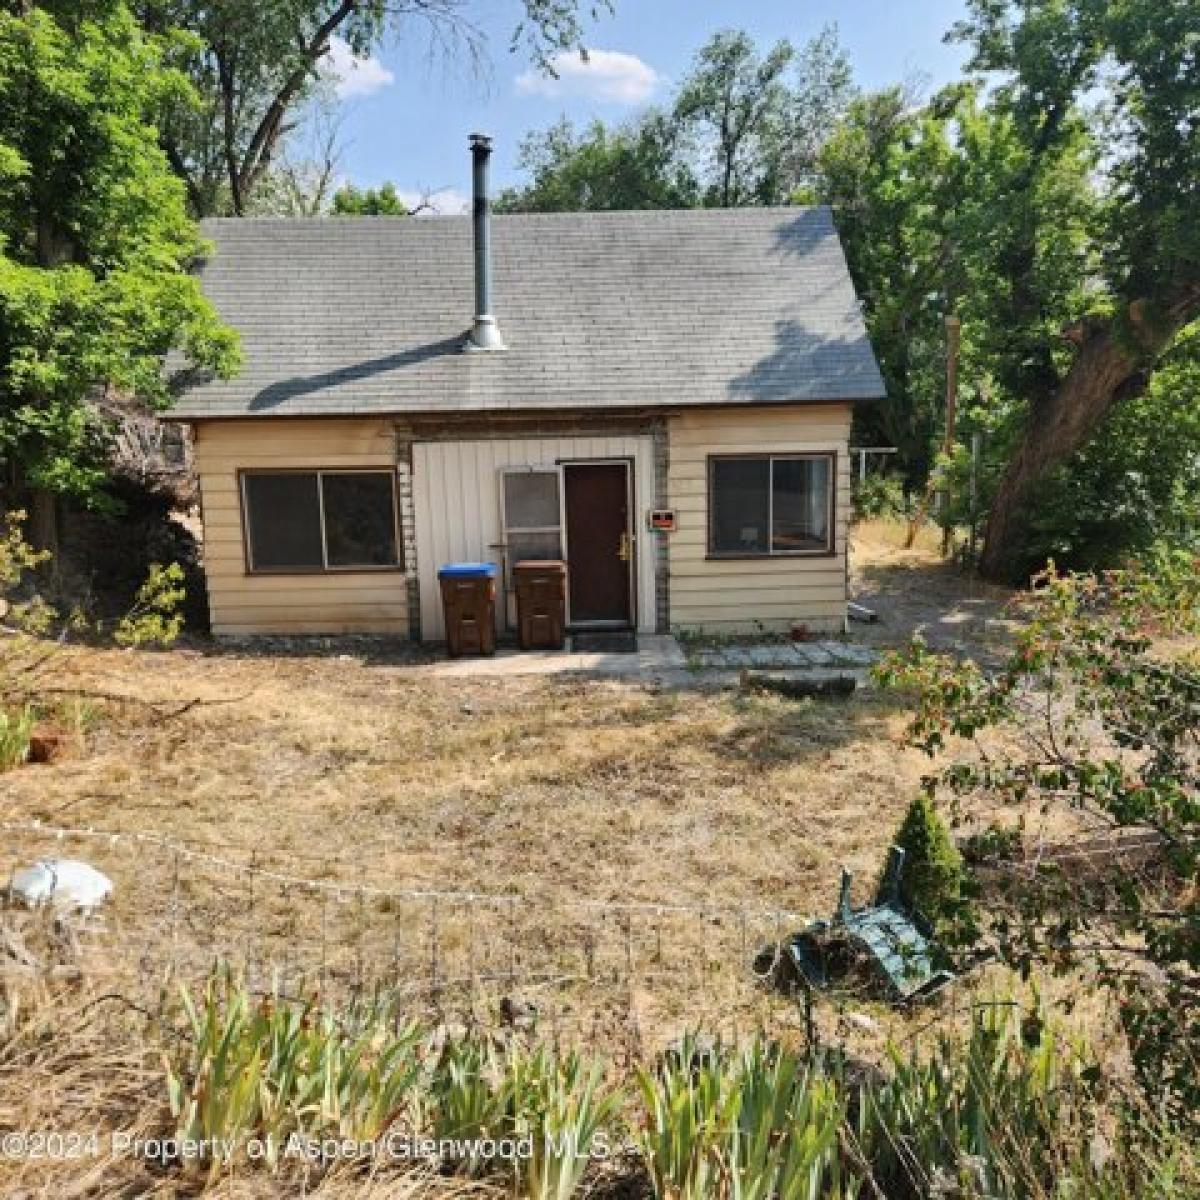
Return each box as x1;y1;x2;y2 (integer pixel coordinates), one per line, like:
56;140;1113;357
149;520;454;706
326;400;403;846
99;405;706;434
0;704;33;769
960;822;1024;866
636;1037;846;1200
114;562;186;648
852;473;909;520
890;793;967;926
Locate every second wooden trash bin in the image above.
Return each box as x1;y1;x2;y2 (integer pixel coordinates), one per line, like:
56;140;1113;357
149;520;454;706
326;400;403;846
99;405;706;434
437;562;497;657
513;560;567;650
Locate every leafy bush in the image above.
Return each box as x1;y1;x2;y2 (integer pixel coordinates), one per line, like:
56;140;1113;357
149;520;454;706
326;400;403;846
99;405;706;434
889;793;967;927
960;822;1024;866
876;555;1200;1127
852;472;909;520
113;561;186;647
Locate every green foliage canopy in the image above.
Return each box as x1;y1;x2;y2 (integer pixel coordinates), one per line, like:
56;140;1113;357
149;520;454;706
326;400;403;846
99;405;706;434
332;182;411;216
494;115;699;214
0;1;238;501
497;26;857;215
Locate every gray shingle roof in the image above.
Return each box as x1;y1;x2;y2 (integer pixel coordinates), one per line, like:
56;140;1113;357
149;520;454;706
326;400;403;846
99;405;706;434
170;207;885;418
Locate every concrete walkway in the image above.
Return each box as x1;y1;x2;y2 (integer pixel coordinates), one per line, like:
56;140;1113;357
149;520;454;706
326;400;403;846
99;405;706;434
424;633;688;678
423;634;878;683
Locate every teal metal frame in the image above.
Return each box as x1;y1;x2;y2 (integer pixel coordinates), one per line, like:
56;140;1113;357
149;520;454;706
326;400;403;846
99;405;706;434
778;846;955;1004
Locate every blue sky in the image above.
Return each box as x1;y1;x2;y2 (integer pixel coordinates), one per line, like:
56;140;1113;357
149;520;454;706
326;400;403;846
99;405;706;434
321;1;972;211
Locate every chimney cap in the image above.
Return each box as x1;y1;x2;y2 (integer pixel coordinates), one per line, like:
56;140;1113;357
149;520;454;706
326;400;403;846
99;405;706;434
469;132;493;152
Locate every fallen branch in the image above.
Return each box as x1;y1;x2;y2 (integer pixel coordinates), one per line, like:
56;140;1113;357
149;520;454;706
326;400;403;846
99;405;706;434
739;670;858;700
17;684;257;720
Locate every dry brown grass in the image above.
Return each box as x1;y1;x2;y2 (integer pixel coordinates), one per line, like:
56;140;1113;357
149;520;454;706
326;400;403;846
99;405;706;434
1;529;1167;1196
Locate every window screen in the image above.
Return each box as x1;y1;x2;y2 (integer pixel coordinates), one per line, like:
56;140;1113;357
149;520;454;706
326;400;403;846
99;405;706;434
243;473;323;569
242;470;399;571
709;455;833;556
771;457;831;552
710;458;770;555
322;472;398;567
501;469;563;566
503;472;560;529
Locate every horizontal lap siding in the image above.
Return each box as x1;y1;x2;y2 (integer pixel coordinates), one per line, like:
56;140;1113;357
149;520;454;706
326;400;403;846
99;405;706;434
194;419;408;636
667;404;852;634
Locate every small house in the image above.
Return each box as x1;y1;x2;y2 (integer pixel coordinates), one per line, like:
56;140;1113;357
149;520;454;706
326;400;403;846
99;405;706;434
170;136;885;642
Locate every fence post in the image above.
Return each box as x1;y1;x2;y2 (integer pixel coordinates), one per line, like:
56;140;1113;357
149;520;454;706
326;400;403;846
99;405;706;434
969;431;982;562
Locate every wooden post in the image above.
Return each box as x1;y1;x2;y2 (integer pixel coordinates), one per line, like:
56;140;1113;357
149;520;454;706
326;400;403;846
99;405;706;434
969;431;982;562
940;315;961;557
904;314;961;550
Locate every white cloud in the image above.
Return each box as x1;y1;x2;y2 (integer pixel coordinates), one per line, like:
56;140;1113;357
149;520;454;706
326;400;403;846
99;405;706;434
322;36;395;99
515;49;660;106
397;187;469;216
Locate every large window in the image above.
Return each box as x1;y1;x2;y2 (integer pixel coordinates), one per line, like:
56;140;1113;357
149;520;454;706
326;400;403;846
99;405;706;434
708;454;833;556
241;470;400;572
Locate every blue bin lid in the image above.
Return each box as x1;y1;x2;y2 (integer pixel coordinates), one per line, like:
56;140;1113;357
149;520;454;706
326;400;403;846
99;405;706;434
438;562;497;579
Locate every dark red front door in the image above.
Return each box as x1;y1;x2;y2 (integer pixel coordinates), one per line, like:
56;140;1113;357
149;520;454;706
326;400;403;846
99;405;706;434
564;463;632;626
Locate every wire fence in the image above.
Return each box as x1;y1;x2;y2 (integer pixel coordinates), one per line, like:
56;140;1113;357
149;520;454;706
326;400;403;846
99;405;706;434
3;819;1170;1055
0;820;825;1052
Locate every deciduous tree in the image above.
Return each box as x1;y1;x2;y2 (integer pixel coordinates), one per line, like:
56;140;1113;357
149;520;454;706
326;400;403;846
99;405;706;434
138;0;610;216
954;0;1200;580
494;114;698;213
0;0;237;512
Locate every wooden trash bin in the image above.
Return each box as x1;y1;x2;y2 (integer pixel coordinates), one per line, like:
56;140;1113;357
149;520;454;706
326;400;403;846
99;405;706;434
437;563;497;657
513;560;567;650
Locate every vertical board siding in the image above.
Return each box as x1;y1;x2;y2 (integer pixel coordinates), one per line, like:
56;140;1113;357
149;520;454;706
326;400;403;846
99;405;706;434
666;404;853;634
194;418;409;637
412;436;657;641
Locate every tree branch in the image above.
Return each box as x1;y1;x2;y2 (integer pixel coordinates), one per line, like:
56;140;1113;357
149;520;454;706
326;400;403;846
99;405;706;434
238;0;358;200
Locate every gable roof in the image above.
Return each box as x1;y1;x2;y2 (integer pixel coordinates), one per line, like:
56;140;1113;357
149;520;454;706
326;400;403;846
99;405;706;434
170;207;885;419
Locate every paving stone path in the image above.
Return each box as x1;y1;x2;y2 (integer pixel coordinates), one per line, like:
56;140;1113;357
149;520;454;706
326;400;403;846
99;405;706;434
686;640;879;671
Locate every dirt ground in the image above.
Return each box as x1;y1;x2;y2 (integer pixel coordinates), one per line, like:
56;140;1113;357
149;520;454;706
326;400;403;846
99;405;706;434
4;519;1158;1198
849;520;1019;660
0;521;1032;1051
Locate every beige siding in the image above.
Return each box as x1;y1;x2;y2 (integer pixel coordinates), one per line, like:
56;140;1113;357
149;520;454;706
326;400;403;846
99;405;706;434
667;404;852;634
193;419;408;637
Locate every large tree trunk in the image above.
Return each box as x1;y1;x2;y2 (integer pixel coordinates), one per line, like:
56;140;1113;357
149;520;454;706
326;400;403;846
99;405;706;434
979;298;1197;582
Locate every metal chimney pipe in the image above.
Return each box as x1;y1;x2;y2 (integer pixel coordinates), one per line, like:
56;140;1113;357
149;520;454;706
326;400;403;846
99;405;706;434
466;132;505;352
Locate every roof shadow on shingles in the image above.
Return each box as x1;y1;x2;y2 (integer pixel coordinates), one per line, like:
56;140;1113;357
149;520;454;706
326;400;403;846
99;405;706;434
247;335;465;412
770;211;830;259
725;213;884;403
730;318;882;403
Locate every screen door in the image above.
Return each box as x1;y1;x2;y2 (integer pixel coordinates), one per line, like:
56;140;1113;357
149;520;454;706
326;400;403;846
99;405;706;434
499;467;564;584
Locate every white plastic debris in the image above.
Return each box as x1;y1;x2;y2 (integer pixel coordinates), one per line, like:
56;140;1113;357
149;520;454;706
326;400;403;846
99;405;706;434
8;859;113;911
